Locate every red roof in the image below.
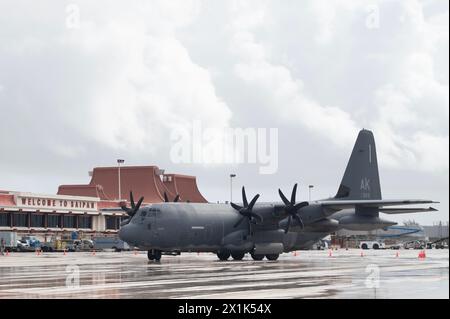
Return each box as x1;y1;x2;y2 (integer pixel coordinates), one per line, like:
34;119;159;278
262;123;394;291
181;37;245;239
58;166;208;204
163;174;208;203
57;184;111;200
0;194;15;206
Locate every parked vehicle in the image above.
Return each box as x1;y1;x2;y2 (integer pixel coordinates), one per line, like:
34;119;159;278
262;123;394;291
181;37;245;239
404;240;425;250
360;241;385;250
73;239;94;251
0;231;18;251
16;236;41;252
93;236;131;252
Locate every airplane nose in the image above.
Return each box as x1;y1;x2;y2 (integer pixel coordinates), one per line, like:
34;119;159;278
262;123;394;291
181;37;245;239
119;224;134;244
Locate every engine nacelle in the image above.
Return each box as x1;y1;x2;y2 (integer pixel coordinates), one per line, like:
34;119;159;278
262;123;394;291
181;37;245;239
306;218;339;232
300;204;327;225
339;215;397;231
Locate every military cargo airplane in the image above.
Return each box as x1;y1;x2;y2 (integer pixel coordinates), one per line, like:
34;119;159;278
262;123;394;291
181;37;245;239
119;129;438;261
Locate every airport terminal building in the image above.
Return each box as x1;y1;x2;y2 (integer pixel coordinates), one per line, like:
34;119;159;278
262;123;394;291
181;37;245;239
0;165;207;237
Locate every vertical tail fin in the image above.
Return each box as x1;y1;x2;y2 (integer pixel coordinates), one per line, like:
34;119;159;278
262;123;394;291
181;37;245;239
335;129;382;200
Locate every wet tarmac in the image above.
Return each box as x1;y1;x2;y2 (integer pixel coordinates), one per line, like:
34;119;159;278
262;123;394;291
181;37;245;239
0;249;448;299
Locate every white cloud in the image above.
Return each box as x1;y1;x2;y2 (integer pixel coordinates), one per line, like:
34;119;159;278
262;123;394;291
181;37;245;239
225;0;448;173
0;0;232;156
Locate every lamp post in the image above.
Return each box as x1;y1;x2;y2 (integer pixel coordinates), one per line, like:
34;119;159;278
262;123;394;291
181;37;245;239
308;185;314;202
117;159;125;201
230;174;236;203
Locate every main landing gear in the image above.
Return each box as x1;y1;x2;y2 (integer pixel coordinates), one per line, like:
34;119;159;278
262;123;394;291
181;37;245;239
216;251;280;261
217;251;231;261
216;251;245;261
148;249;162;261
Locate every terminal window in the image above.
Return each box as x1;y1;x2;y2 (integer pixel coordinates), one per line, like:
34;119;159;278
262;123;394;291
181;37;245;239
106;216;119;230
30;214;45;228
47;215;60;228
63;215;76;228
13;213;28;227
0;213;10;227
78;216;92;229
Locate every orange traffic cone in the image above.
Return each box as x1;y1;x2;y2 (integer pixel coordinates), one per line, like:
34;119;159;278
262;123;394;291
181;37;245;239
92;249;96;256
418;250;426;259
328;250;333;257
395;251;399;258
5;250;9;256
63;249;67;256
134;249;138;256
360;251;364;257
294;251;298;257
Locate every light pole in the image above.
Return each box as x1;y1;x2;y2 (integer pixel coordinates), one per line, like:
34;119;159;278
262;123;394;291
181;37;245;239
117;159;125;201
230;174;236;203
308;185;314;201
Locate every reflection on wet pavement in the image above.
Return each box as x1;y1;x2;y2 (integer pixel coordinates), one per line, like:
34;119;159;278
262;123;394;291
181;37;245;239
0;249;448;299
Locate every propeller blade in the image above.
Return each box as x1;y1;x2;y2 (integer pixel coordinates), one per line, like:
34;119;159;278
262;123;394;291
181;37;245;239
230;202;243;211
284;216;292;234
242;187;248;207
293;214;304;229
174;195;180;203
130;192;135;209
234;216;246;228
278;189;290;206
135;197;144;211
291;183;298;205
248;194;260;210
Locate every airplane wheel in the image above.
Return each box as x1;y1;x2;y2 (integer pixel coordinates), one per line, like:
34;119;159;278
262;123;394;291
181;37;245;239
231;252;245;261
147;251;155;261
217;251;231;261
265;254;279;261
251;254;264;261
153;250;162;261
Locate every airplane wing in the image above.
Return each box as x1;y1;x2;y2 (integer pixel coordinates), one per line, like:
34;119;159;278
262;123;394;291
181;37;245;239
379;207;438;214
320;199;439;210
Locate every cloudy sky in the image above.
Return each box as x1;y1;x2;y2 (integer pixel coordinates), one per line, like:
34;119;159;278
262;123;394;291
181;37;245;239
0;0;448;225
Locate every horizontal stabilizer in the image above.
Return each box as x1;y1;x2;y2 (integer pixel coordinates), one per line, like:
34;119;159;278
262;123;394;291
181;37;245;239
379;207;438;214
321;199;439;210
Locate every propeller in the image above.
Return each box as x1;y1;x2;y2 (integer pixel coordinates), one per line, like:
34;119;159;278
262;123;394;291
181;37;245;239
278;184;309;234
120;191;144;225
231;187;263;235
163;192;181;203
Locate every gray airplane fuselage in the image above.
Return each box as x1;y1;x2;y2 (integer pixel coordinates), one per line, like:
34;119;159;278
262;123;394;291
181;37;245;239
119;202;366;253
118;129;437;260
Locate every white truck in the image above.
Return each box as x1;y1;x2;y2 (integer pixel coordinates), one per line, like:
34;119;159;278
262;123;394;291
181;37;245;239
360;241;385;250
0;231;18;252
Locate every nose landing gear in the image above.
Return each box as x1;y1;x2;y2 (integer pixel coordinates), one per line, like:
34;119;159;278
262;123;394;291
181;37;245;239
148;249;162;261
